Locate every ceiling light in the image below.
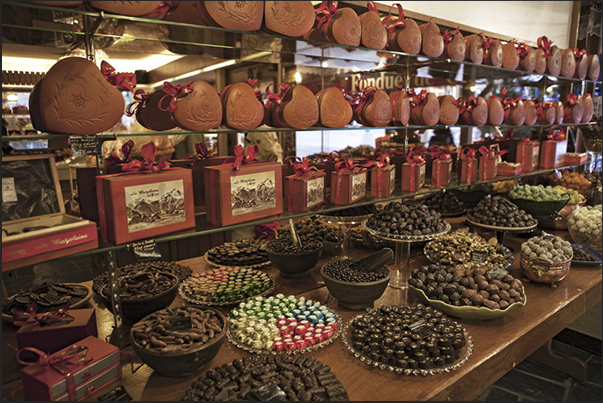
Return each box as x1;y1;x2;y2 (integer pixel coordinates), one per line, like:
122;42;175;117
294;71;302;84
6;94;19;102
321;61;328;68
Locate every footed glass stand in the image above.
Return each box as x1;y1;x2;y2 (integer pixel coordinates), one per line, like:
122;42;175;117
465;219;538;247
363;221;452;300
318;214;372;258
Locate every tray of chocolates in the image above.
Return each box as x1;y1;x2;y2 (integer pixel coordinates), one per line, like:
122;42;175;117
180;355;349;401
178;267;275;306
417;191;466;217
204;239;270;269
466;195;538;232
341;304;473;375
318;204;378;224
277;216;341;252
408;263;526;321
227;295;341;354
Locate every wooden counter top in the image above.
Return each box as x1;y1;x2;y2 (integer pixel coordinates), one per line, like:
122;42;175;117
3;217;601;401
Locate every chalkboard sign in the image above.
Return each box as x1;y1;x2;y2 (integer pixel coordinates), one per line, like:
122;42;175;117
132;239;161;261
69;135;102;157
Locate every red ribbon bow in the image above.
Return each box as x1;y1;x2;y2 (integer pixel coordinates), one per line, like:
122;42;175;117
100;60;136;92
457;96;478;114
315;1;338;30
363;155;391;170
503;97;519;110
191;142;212;160
362;149;383;159
159;81;194;113
125;89;151;117
407;154;425;164
461;147;477;159
501;128;515;140
384;148;405;157
230;144;259;171
409;89;427;107
537;36;553;58
294;157;323;177
572;48;587;60
13;303;73;327
147;1;178;19
382;3;405;33
265;83;290;105
335;158;362;174
490;88;507;102
547;127;566;141
429;145;452;160
350;78;378;115
564;93;581;107
441;27;460;45
515;41;530;58
323;150;343;163
479;33;495;50
122;142;171;173
106;139;135;166
284;156;302;166
246;79;262;99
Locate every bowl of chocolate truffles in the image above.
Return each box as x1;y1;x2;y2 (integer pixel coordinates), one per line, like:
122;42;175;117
130;305;226;377
99;271;179;323
265;238;323;278
321;257;391;309
520;235;573;284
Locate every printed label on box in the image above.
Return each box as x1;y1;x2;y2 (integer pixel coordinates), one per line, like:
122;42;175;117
231;171;276;217
419;164;426;187
306;177;324;208
532;144;540;170
2;177;18;203
351;172;367;202
389;169;396;195
124;180;186;233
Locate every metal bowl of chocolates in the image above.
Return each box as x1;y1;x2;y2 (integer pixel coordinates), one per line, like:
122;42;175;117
408;264;526;321
204;239;270;269
320;258;391;310
278;216;341;253
341;304;473;375
520;235;573;285
99;271;179;323
466;195;538;230
179;355;349;401
265;238;323;278
131;305;226;378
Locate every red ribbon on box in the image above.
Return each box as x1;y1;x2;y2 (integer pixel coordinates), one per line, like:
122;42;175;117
547;126;566;141
322;150;343;163
441;26;460;46
430;146;452;188
315;1;338;31
364;156;391;197
158;81;194;113
105;139;134;166
537;36;553;58
13;304;74;328
515;41;531;58
564;93;581;107
294;157;323;177
457;96;478;114
122;142;172;173
409;89;427;108
265;83;290;128
382;3;405;33
460;147;477;184
17;344;92;401
147;1;178;19
224;144;259;171
100;60;136;92
479;33;495;50
125;89;151;117
572;48;587;60
490;88;507;102
334;158;363;204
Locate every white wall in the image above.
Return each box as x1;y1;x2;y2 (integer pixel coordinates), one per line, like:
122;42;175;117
377;1;574;48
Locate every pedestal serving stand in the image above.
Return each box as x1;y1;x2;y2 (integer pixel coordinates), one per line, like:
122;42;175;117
317;214;372;258
465;218;538;247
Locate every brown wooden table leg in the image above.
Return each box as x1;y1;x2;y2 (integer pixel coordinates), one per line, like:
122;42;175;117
530;338;587;381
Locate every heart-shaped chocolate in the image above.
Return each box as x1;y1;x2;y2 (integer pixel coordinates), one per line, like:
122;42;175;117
357;90;392;127
411;92;440;126
316;87;353;128
519;45;536;72
534;48;547;74
559;49;576;78
388;18;421;54
420;21;444;58
502;42;519;70
555;101;564;124
564;96;583;124
574;53;588;80
360;9;387;49
89;1;161;16
220;82;264;130
264;1;314;37
438;95;459;126
172;80;222;131
443;31;466;61
484;39;503;67
523;99;537;126
546;45;562;76
464;34;484;64
460;96;488;126
587;54;600;81
486;97;504;126
199;1;263;31
581;94;593;123
162;1;211;56
537;103;557;125
29;57;124;135
389;90;410;126
280;85;319;129
135;90;176;131
504;99;525;126
325;7;361;46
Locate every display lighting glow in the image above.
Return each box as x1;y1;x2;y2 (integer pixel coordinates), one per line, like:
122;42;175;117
6;94;19;102
156;59;237;86
294;71;302;84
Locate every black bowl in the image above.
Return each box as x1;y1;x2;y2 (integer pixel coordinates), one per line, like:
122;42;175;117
265;241;323;278
130;306;226;377
99;271;179;323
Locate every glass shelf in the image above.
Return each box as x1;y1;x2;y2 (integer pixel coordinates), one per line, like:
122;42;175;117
3;1;602;88
1;121;596;142
43;163;584;263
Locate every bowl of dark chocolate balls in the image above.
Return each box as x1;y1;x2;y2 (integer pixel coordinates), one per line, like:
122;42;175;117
320;257;391;309
265;238;323;278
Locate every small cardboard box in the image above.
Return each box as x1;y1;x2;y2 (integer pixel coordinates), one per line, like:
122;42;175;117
460;155;478;184
479;155;498;181
516;140;541;172
431;158;453;188
564;152;587;166
21;336;120;401
16;308;98;354
330;169;367;205
96;169;195;245
370;164;395;198
401;161;426;192
539;139;567;169
285;172;326;212
204;161;283;226
76;165;123;221
2;155;98;272
170;155;231;207
497;162;523;176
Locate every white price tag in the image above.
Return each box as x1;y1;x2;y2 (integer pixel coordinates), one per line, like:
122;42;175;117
2;177;18;203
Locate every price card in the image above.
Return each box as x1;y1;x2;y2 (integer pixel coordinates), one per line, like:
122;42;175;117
2;177;18;203
131;239;161;261
69;135;102;157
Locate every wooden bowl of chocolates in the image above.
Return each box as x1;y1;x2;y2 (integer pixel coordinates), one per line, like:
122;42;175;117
265;239;323;278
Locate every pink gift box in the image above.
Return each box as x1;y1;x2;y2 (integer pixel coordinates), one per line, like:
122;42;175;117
564;152;587;166
516;140;540;172
539;140;567;169
497;162;523;176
